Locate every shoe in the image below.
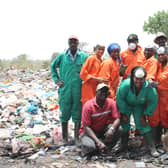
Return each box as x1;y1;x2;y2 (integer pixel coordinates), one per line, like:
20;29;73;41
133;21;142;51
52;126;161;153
150;149;160;157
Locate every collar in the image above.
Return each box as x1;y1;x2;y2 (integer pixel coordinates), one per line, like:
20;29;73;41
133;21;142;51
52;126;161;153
92;97;107;109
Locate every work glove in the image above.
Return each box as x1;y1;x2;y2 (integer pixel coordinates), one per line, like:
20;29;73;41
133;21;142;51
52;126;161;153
147;79;159;88
119;63;128;76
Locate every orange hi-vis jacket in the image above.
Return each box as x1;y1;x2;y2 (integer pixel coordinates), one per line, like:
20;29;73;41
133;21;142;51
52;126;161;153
148;63;168;128
143;56;159;80
98;57;120;99
80;54;102;104
121;45;145;79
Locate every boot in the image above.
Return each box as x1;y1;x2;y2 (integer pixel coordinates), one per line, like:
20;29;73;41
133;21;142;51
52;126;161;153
143;131;160;157
74;122;81;146
61;122;68;144
152;126;162;145
116;131;129;153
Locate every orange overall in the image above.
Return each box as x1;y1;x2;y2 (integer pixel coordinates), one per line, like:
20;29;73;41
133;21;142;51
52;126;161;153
98;57;120;99
80;54;102;105
121;46;145;79
143;56;159;80
148;64;168;128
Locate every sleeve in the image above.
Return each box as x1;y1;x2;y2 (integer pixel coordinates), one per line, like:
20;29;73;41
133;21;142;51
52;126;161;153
80;56;94;82
143;87;158;115
99;61;111;81
146;60;159;80
116;80;130;114
82;102;92;126
157;69;168;83
50;54;62;84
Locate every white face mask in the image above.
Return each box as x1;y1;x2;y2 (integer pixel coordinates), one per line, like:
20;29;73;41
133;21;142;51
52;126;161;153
128;43;137;50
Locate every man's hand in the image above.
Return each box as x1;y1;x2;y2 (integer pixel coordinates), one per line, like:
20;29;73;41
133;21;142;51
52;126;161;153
96;141;106;151
139;115;148;126
91;77;108;83
56;80;64;88
120;63;128;76
120;113;129;124
104;126;115;143
147;79;159;88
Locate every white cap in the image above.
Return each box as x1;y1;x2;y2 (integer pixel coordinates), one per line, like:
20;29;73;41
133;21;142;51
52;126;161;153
145;45;154;49
96;83;109;91
157;47;166;54
135;69;145;78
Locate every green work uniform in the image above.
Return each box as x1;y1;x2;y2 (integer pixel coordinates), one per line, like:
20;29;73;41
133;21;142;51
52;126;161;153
50;49;88;122
116;78;158;134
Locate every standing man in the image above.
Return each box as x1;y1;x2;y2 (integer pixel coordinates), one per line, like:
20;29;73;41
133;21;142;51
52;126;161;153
121;34;145;79
50;35;88;144
79;83;121;156
80;44;107;105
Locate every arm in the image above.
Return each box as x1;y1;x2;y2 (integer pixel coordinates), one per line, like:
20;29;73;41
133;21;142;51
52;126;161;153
80;56;94;82
50;54;62;84
84;125;106;150
143;87;158;116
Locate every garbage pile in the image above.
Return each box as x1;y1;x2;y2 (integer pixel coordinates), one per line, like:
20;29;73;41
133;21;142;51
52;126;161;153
0;69;168;168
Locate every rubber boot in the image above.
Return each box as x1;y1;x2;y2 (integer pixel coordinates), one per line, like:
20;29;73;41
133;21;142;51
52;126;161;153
61;122;68;144
143;131;160;157
74;122;81;146
116;131;129;153
152;126;162;145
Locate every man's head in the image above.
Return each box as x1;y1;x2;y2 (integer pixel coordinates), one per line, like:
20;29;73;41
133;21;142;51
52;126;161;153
144;45;154;59
94;44;105;58
157;46;168;64
107;43;121;60
96;83;109;104
154;32;168;47
68;35;79;52
127;34;139;51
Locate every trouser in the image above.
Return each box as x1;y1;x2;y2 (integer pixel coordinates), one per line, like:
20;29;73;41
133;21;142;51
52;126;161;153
80;125;122;154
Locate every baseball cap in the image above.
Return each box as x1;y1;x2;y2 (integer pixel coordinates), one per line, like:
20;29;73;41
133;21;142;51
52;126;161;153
68;35;79;41
96;83;109;92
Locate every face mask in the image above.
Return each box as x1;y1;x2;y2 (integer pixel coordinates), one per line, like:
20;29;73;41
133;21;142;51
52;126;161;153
128;43;137;50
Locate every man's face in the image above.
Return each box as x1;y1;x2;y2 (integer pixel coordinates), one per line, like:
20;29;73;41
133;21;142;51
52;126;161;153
95;46;105;58
156;37;167;47
68;39;79;51
96;87;109;101
110;49;120;60
158;53;167;63
144;48;154;59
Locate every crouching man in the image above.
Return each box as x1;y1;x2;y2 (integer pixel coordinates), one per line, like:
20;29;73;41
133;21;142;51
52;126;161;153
79;83;121;155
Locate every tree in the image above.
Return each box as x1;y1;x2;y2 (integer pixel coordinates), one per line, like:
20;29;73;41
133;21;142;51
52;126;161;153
143;10;168;36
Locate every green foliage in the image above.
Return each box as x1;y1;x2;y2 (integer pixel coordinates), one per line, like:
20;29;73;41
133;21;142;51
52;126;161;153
143;10;168;36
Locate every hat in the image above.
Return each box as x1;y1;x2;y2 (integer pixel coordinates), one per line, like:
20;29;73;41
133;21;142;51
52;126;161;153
127;34;139;42
107;43;121;55
96;83;109;92
134;69;145;78
68;35;79;41
154;32;168;43
157;47;166;54
145;45;154;49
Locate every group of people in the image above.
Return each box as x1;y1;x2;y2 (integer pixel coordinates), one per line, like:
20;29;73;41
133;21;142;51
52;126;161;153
50;32;168;158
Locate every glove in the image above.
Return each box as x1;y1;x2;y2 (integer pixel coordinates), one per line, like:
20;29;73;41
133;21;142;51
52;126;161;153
119;63;128;76
147;79;159;88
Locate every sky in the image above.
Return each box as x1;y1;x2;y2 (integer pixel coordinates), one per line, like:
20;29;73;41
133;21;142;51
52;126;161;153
0;0;167;60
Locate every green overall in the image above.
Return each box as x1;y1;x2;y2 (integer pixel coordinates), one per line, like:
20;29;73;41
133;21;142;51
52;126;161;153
116;78;158;134
50;49;88;122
